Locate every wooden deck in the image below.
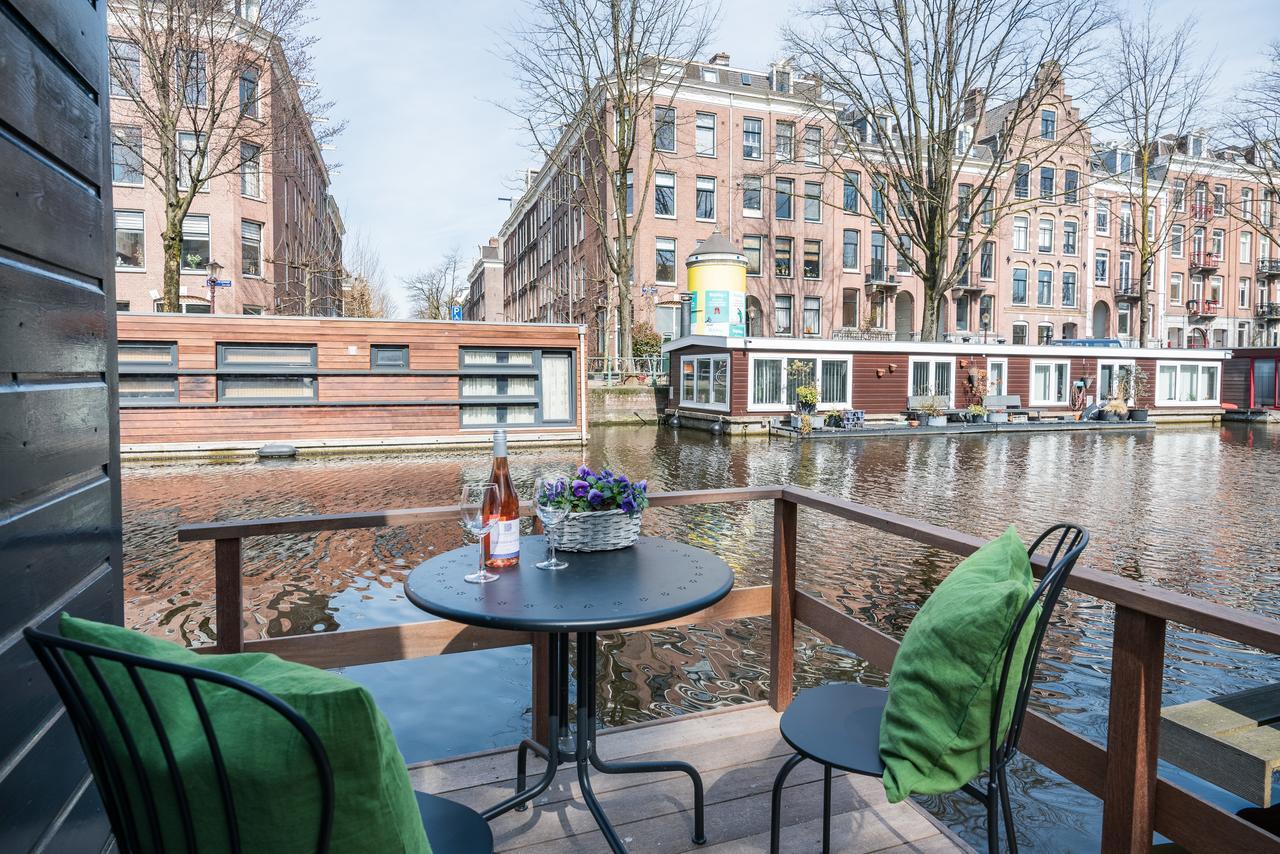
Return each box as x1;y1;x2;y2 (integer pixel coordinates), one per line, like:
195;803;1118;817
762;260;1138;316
409;703;970;853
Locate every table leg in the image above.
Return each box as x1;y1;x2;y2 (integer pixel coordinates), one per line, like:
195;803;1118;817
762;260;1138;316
484;632;565;820
582;633;708;846
575;632;628;853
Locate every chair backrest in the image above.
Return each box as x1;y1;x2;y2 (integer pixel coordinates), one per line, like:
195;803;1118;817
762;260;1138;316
987;524;1089;771
982;394;1022;410
24;627;334;854
908;395;949;410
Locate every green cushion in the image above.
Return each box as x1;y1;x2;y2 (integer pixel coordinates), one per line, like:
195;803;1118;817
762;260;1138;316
59;615;430;853
878;526;1039;803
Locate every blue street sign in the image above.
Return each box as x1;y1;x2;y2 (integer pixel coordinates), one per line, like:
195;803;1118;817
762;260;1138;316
450;305;463;320
211;279;232;288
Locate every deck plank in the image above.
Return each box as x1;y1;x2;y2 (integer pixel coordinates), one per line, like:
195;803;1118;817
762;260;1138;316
410;704;969;853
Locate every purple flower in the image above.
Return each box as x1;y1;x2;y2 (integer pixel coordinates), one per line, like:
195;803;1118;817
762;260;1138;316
620;495;637;514
636;480;648;492
571;479;590;497
615;474;630;487
587;488;605;505
600;468;614;480
577;464;593;478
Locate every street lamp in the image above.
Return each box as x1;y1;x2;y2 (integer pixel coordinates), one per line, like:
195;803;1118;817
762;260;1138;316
206;259;223;314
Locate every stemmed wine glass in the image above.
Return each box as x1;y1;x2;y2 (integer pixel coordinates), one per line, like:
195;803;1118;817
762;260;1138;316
459;483;499;583
534;474;569;570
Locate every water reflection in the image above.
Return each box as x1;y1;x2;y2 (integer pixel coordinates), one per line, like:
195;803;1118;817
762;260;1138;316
122;422;1280;851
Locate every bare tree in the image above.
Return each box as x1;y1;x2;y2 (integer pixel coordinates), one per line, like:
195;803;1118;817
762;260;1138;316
342;229;396;318
405;249;468;320
785;0;1110;341
503;0;715;359
107;0;342;311
1230;42;1280;249
1095;5;1215;347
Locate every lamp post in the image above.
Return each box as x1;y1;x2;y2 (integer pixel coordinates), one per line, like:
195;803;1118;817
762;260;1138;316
206;259;224;314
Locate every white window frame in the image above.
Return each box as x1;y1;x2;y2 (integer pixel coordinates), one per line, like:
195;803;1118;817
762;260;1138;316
680;353;730;412
1097;359;1137;405
1154;361;1221;406
742;175;763;218
985;358;1008;396
907;356;956;408
1013;216;1029;252
695;112;716;157
695;175;716;222
654;171;676;218
1029;359;1071;406
746;353;853;413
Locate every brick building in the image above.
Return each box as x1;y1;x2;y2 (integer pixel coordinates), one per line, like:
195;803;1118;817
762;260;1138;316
464;238;505;321
107;5;343;316
491;52;1280;357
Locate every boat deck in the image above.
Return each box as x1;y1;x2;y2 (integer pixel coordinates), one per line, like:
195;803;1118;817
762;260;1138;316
771;419;1156;440
409;703;970;853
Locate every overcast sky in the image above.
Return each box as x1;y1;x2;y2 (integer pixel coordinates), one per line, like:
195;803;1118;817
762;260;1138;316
308;0;1272;316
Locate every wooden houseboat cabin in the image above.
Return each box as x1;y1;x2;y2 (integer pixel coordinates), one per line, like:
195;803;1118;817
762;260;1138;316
663;336;1231;429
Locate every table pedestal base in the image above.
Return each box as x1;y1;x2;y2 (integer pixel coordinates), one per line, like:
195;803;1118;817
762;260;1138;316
480;632;706;853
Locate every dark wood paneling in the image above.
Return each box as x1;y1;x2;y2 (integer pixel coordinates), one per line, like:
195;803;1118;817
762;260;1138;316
40;784;107;854
0;256;106;374
0;714;92;854
851;354;908;411
5;0;105;91
0;384;109;501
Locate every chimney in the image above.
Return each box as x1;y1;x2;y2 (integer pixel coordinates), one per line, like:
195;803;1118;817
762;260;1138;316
488;237;499;248
708;52;730;67
963;88;986;121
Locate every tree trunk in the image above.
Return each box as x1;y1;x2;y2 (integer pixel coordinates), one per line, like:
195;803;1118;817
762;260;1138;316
617;270;632;358
920;288;940;342
1138;255;1153;348
162;218;182;313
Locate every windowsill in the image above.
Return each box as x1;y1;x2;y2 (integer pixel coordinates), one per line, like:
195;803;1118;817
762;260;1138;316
181;270;212;276
696;153;717;159
656;147;676;155
113;182;145;189
743;211;763;218
116;267;145;273
654;214;677;220
743;156;763;162
804;219;822;225
696;217;716;223
842;268;859;274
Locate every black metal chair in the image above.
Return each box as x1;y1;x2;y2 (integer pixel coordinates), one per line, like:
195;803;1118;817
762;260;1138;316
25;627;493;854
769;524;1089;854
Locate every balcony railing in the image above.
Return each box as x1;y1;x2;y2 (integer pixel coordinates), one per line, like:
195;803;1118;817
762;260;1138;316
1189;251;1221;270
1185;298;1220;317
176;486;1280;853
1255;302;1280;319
866;263;896;287
1190;202;1213;222
1257;259;1280;277
1113;278;1144;299
1119;227;1136;245
587;355;669;386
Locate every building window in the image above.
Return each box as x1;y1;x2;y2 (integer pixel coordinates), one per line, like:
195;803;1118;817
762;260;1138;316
743;235;762;275
743;176;762;216
1239;277;1251;309
119;341;178;368
1117;301;1131;336
1013;216;1029;252
1038;218;1053;252
1242;188;1254;220
1041;109;1057;140
154;299;211;314
1094;249;1109;283
219;343;316;368
842;229;860;271
241;220;262;277
239;66;259;117
1014;163;1030;199
116;301;131;312
957;184;972;231
114;210;145;270
774;294;793;335
803;296;822;335
1213;184;1227;216
1030;361;1070;405
242;305;263;315
1063;220;1078;255
743;117;763;159
1012;268;1028;305
843;171;860;213
241;142;261;197
177;49;208;106
1037;323;1054;345
655;106;676;152
803;240;821;279
655;238;676;284
625;170;634;216
775;237;793;278
1040;167;1054;200
1171;224;1184;257
776;121;793;161
1172;179;1186;212
654;171;675;217
371;345;409;369
109;39;140;97
1062;271;1077;308
180;215;210;272
1155;362;1220;404
119;376;179;402
1096;200;1110;234
1169;272;1183;303
955;294;969;331
1064;169;1078;204
804;181;822;222
870;232;886;281
871;175;886;219
842;289;859;328
803;126;822;164
696;176;716;221
897;235;912;274
111;126;143;185
980;241;995;279
696;112;716;156
1012;322;1028;345
1037;269;1053;306
177;131;203;190
775;178;793;219
1241;231;1253;263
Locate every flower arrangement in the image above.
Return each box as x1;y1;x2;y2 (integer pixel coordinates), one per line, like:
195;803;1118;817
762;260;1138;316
918;400;944;418
967;403;988;418
547;465;650;516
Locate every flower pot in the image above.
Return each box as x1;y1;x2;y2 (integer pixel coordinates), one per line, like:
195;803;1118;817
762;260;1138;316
1102;411;1121;422
547;509;642;552
1128;408;1149;422
788;414;801;429
797;402;817;415
908;419;920;428
986;412;1009;424
926;415;948;427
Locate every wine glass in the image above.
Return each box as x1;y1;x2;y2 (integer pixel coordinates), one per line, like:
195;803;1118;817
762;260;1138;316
534;474;570;570
459;483;499;583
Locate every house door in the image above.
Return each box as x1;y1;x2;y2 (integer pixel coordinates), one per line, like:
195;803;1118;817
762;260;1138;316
1092;301;1111;338
894;292;914;340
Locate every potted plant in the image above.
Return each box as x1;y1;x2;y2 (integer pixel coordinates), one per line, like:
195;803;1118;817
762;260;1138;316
919;401;948;427
788;361;818;414
543;466;650;551
824;411;843;429
1121;367;1151;421
966;403;988;424
1102;399;1128;422
986;406;1009;424
794;384;818;415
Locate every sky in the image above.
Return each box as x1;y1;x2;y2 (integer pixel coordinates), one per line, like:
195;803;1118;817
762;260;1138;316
308;0;1274;316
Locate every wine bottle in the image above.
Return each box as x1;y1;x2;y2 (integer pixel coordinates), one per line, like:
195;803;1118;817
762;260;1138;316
483;429;520;568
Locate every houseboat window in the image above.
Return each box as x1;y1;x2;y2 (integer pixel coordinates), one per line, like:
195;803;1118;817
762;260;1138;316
541;353;573;421
986;359;1008;396
119;341;178;367
371;345;408;369
820;360;848;404
681;354;729;409
1098;361;1136;403
462;350;534;367
119;376;178;402
461;376;537;397
909;357;954;404
1156;362;1219;404
786;358;817;403
218;343;317;368
1254;360;1277;407
461;405;537;426
1030;361;1070;406
753;359;783;405
219;376;316;401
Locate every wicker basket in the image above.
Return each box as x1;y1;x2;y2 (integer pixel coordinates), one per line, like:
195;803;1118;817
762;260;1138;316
547;509;642;552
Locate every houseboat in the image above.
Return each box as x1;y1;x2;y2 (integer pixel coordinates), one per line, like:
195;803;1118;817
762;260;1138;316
1221;346;1280;420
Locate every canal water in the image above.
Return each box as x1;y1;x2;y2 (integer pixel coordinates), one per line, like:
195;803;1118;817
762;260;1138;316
122;423;1280;851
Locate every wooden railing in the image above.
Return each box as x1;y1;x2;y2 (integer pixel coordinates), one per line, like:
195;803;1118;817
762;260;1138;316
177;486;1280;853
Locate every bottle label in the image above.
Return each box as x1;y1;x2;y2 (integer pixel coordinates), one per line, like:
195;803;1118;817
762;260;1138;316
489;518;520;560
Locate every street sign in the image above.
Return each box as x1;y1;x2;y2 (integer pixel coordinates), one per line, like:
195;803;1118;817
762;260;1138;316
210;279;232;288
450;305;463;320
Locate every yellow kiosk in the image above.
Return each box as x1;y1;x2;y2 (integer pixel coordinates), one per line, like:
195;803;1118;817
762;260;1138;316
685;232;748;338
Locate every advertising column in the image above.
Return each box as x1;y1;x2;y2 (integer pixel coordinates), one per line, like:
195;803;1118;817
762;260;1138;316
685;231;748;338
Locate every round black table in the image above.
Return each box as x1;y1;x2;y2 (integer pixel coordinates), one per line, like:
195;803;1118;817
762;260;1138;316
405;535;734;852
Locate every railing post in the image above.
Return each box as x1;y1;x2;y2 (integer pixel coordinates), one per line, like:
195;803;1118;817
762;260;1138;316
770;497;798;713
531;633;550;744
214;538;244;654
1101;606;1166;852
